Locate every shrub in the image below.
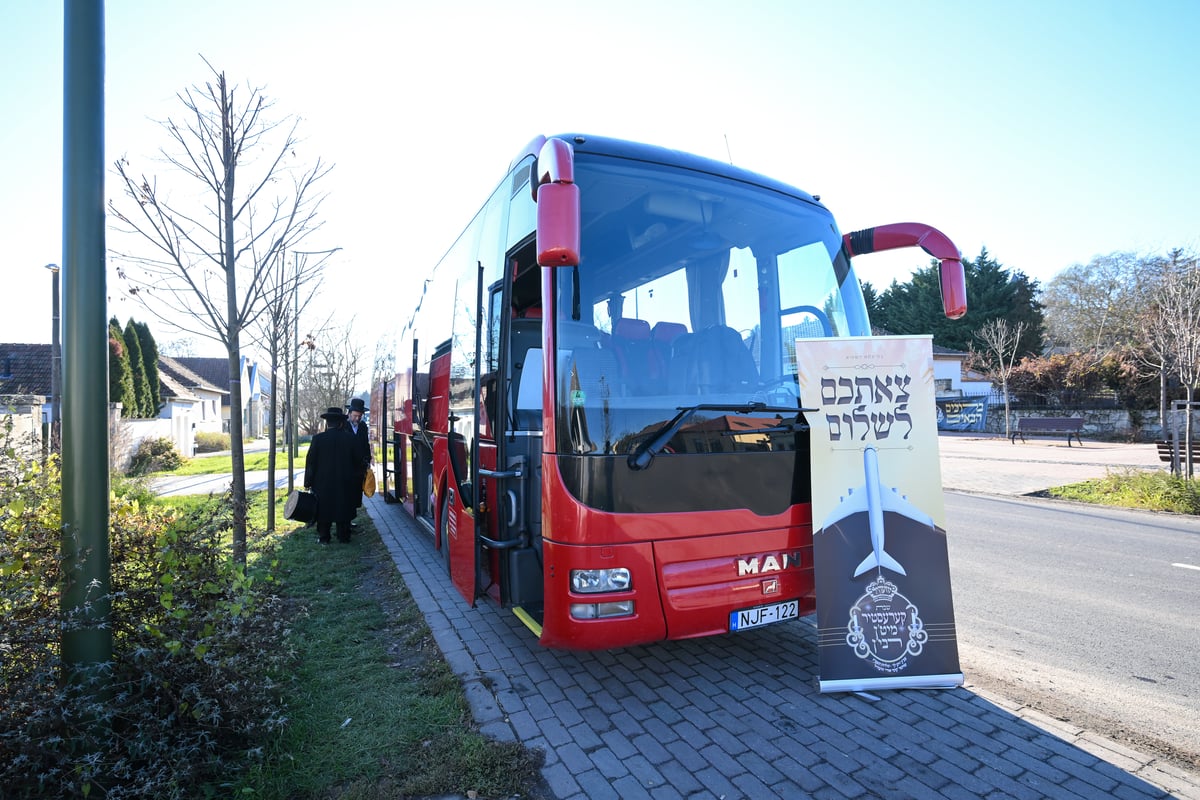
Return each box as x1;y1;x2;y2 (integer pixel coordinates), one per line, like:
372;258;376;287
112;472;158;506
0;454;292;799
194;431;230;453
128;436;184;475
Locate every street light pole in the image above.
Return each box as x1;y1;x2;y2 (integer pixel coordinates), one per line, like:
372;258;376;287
287;251;298;493
288;247;341;481
45;263;61;452
293;250;300;462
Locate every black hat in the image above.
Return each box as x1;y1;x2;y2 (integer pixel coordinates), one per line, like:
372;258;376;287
320;406;347;421
347;397;368;413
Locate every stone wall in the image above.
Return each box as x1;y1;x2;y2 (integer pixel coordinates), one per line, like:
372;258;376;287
984;406;1199;442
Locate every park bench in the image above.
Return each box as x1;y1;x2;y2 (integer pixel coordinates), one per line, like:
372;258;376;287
1009;416;1084;446
1155;440;1200;466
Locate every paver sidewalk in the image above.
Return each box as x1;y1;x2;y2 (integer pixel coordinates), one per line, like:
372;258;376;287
936;433;1164;496
365;477;1199;799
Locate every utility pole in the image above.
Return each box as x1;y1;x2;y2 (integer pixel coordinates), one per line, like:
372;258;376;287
288;247;340;490
61;0;112;688
45;263;61;452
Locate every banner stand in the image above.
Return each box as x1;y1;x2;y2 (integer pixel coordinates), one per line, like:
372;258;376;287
796;335;963;693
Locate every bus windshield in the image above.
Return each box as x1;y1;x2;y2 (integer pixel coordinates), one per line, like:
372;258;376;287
552;153;870;459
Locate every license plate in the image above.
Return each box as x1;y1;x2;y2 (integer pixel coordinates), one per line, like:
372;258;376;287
730;599;799;631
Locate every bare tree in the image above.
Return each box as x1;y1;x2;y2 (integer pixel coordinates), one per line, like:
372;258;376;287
1141;253;1200;478
1041;251;1180;420
109;59;333;563
246;249;329;531
298;320;365;436
972;319;1028;441
1041;252;1163;355
158;337;198;357
372;332;397;390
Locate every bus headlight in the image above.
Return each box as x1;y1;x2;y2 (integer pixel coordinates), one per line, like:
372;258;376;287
570;601;635;619
570;567;632;593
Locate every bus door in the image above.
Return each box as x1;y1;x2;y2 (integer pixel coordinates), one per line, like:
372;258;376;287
444;264;487;605
479;243;545;614
378;378;401;503
410;338;436;527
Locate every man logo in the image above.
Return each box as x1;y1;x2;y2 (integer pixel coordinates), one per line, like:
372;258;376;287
737;551;803;576
762;578;780;595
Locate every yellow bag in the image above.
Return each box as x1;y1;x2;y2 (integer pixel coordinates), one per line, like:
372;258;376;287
363;469;376;498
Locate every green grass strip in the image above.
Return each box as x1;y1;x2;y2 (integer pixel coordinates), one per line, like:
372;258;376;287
1048;469;1200;514
234;508;542;799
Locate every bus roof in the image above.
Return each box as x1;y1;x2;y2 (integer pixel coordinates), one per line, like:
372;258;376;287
528;133;825;209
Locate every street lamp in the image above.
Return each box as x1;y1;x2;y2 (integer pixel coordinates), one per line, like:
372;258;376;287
45;263;61;451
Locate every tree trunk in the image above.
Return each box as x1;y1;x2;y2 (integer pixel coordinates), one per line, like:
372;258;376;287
1187;396;1196;481
221;72;248;565
1002;379;1011;440
1159;366;1168;439
267;339;279;532
227;346;248;563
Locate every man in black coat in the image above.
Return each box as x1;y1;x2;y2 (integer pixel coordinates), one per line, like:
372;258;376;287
346;397;372;513
304;407;359;543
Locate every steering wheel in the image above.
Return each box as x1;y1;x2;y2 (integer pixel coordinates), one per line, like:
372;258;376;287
755;375;801;405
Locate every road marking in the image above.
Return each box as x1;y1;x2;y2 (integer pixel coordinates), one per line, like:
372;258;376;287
1172;563;1200;572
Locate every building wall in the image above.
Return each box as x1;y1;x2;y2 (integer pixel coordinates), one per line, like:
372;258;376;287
933;356;992;399
1;396;45;460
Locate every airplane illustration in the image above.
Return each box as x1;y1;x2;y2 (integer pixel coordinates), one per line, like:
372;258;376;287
820;446;934;578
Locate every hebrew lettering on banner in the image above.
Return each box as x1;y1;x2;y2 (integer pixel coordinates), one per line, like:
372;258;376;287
796;335;962;693
935;396;989;432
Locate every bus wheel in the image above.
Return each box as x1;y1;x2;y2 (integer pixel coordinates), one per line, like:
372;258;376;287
439;489;451;575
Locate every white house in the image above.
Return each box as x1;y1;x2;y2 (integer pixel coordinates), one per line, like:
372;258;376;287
932;344;992;398
171;355;270;437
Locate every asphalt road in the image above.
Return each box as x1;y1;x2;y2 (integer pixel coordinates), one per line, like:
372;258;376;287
946;491;1200;772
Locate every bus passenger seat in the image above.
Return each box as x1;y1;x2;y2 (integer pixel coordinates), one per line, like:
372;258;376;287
610;318;656;395
671;325;758;394
650;321;688;389
651;321;688;345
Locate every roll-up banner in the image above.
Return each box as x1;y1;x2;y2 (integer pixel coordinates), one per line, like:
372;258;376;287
795;335;963;693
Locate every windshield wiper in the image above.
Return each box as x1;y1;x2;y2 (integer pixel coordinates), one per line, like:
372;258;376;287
627;402;813;471
721;422;809;437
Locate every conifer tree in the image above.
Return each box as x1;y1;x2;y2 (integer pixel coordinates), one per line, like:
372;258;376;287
109;317;138;417
872;247;1044;355
123;319;153;417
134;320;162;415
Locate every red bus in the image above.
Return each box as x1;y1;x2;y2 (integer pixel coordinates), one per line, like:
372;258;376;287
373;134;966;650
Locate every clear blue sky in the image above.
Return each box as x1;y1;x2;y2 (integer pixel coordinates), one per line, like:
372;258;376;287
3;0;1198;367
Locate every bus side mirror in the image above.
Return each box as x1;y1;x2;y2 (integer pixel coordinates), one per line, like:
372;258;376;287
843;222;968;320
534;138;580;267
939;258;967;320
